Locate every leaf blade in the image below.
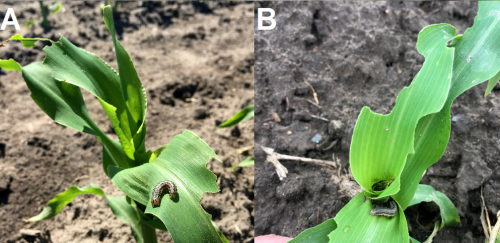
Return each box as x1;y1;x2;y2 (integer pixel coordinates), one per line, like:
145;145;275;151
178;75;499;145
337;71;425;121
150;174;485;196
103;6;148;155
408;184;460;228
110;130;224;243
219;104;254;128
289;218;337;243
394;1;500;210
0;58;22;72
485;69;500;97
230;157;254;171
28;184;143;243
327;193;408;243
350;24;455;199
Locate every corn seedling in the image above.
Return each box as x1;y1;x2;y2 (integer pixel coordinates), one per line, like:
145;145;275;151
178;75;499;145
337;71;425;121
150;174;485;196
99;1;120;11
25;1;63;31
290;2;500;242
219;104;255;170
0;6;226;243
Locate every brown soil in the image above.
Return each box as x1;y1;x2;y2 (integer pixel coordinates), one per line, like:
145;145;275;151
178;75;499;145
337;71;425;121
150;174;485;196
255;1;499;242
0;1;254;242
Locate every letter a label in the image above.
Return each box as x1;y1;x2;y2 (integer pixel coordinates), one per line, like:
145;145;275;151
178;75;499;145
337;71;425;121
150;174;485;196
1;8;20;30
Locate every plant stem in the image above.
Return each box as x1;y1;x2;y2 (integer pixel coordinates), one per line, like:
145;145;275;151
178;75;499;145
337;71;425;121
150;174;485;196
424;220;440;243
39;1;50;32
141;222;158;243
489;211;500;243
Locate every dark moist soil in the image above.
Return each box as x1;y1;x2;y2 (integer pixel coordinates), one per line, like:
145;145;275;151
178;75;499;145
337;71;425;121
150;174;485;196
254;1;500;242
0;1;254;242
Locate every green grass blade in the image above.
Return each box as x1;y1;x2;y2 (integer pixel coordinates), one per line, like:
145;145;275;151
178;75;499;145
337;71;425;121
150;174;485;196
327;193;408;243
28;184;143;243
289;218;337;243
230;156;254;171
109;130;224;243
350;24;455;199
219;104;254;128
394;1;500;210
408;184;460;228
485;69;500;97
0;59;22;72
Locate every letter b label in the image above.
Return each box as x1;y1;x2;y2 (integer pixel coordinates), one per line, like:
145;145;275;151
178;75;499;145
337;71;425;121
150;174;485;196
258;8;276;30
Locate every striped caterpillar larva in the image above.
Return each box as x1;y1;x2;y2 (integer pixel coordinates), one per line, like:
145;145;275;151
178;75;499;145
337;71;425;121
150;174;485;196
370;200;398;218
151;180;177;207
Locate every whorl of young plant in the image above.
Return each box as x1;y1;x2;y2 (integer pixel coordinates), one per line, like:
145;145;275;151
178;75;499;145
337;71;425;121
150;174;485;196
290;2;500;242
99;1;120;11
0;6;226;243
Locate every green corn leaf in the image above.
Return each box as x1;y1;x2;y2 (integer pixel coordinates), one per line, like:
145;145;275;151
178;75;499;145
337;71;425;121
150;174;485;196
109;130;224;243
294;2;500;243
103;6;148;156
219;104;254;128
5;33;144;168
24;19;37;30
18;57;133;170
48;2;63;15
350;23;455;200
212;221;229;243
10;34;49;48
107;196;144;243
410;236;421;243
29;184;143;243
230;156;254;171
10;32;141;162
149;144;168;162
0;59;22;72
328;193;408;243
21;62;98;136
393;1;500;210
137;208;168;231
288;218;337;243
39;1;50;31
43;36;138;162
408;184;460;228
8;55;131;172
102;143;120;177
485;69;500;97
